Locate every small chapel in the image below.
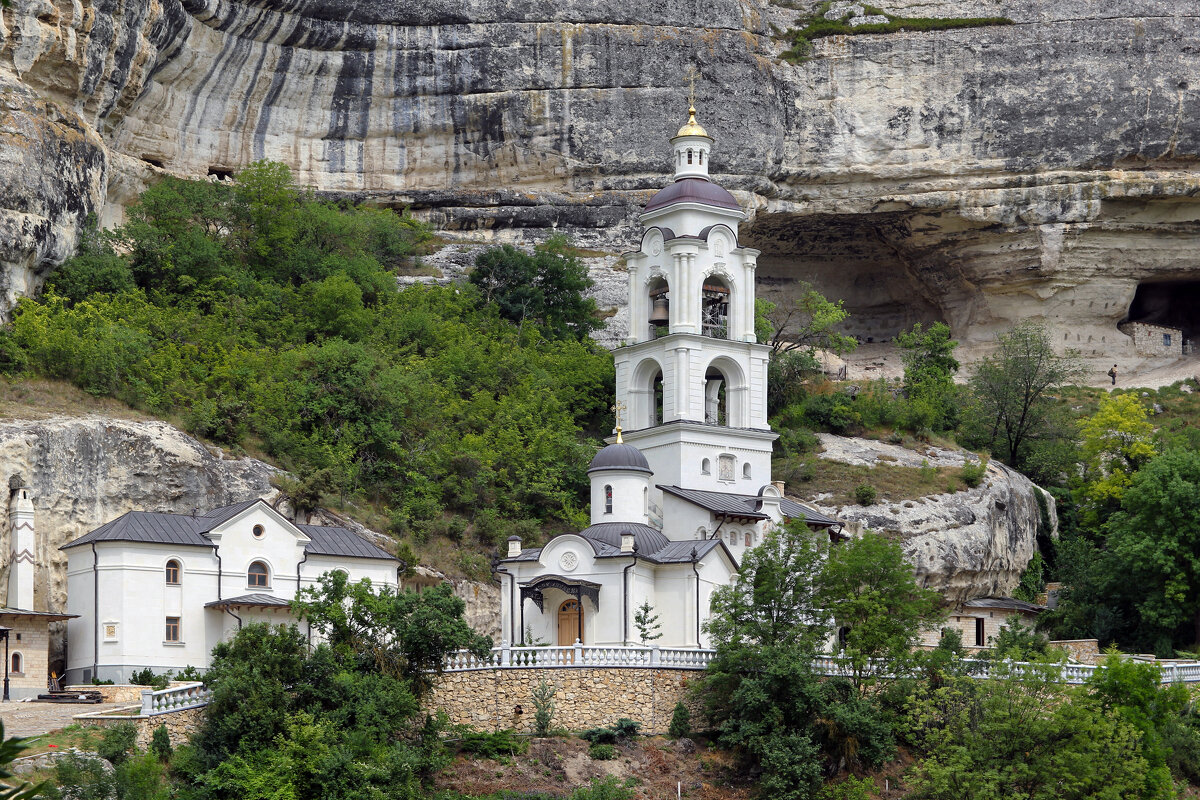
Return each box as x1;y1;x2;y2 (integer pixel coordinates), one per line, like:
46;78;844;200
497;106;839;649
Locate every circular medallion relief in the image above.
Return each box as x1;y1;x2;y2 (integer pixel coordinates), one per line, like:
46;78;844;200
650;239;662;256
559;551;579;572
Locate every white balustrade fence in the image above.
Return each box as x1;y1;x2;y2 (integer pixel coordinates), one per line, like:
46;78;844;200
445;644;716;671
444;646;1200;685
140;682;213;716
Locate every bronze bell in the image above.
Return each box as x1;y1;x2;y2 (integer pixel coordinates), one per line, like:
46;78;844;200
649;295;670;324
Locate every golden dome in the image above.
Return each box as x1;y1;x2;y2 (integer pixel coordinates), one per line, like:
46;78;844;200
674;104;710;138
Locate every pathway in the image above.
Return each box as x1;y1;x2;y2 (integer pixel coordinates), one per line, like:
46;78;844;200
0;701;132;738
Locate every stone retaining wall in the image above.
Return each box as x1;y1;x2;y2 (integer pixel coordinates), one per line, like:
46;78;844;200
427;668;704;734
77;706;205;749
1049;639;1101;665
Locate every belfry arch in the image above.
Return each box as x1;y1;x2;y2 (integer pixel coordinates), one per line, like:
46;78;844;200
630;357;666;429
704;356;747;428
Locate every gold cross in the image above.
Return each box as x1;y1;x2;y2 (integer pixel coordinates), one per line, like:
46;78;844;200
612;401;627;443
686;67;697;109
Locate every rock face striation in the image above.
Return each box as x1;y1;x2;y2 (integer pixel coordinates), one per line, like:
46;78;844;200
4;0;1200;362
804;434;1055;603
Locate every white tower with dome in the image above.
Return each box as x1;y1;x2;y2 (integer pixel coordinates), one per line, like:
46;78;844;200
495;105;839;651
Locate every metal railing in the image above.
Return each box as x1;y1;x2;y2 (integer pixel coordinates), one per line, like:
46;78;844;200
139;682;212;716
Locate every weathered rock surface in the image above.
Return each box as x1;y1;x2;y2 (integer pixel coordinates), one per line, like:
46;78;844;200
4;0;1200;362
804;433;1055;603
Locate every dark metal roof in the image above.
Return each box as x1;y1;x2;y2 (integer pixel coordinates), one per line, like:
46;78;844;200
588;443;652;474
205;594;292;609
659;486;838;527
62;511;213;550
298;525;397;561
577;522;670;556
645;539;726;564
194;499;263;532
0;607;77;620
644;178;741;213
64;504;397;562
963;597;1046;614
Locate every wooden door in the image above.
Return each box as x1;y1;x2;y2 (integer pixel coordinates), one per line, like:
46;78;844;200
557;599;582;646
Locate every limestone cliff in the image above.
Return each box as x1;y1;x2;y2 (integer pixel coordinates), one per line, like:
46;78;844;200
4;0;1200;361
804;434;1054;604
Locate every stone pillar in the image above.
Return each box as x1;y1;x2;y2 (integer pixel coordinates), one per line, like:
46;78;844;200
8;484;34;611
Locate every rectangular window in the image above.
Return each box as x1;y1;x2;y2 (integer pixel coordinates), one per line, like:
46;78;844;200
1164;334;1172;346
975;617;985;647
165;616;181;643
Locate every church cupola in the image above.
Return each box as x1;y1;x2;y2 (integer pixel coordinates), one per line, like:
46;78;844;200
671;104;712;181
587;434;652;526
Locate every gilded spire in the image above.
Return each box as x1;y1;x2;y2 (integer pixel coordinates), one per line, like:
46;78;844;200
612;401;626;443
675;70;710;138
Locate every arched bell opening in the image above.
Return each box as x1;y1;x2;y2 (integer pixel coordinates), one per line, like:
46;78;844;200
701;277;732;339
647;277;671;340
631;357;667;429
704;356;747;428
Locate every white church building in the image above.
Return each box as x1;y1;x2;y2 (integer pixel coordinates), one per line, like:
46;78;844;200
61;499;398;684
496;106;839;649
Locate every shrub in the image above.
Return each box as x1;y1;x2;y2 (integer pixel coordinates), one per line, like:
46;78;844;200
459;729;529;759
129;667;169;689
173;664;203;682
612;718;641;740
150;724;172;762
587;743;617;761
571;776;637;800
668;702;691;739
97;721;138;766
961;459;987;488
531;678;556;737
579;727;619;745
802;393;859;434
115;751;168;800
50;752;117;800
854;483;877;505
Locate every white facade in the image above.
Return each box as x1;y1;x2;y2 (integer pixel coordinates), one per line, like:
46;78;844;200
63;501;398;684
497;108;839;650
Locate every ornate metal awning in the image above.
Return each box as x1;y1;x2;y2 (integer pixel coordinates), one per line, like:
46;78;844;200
519;575;601;612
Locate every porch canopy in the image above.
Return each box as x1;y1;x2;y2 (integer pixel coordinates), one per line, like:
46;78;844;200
519;575;601;613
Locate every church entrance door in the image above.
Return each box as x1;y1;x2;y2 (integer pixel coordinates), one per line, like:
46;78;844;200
557;599;583;650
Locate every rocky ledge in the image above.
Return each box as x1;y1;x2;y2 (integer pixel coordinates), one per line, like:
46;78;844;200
805;433;1055;604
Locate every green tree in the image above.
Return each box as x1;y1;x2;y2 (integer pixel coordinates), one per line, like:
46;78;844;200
1076;393;1157;527
759;283;857;357
1105;449;1200;650
632;600;662;645
964;321;1084;470
294;571;491;694
902;662;1160;800
816;532;945;689
469;236;600;340
895;321;959;431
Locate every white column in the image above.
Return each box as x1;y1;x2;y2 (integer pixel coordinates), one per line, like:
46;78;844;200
8;487;34;610
743;260;757;342
675;346;690;420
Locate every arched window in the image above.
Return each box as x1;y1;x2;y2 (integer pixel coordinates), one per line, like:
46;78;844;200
687;149;694;165
697;526;707;540
744;531;752;547
701;458;711;475
699;150;704;165
247;561;269;588
604;485;613;515
647;277;670;339
10;652;21;674
742;463;752;480
165;560;181;585
701;277;731;339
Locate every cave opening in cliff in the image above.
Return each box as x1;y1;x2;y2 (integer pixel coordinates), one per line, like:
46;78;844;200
741;212;946;343
1123;280;1200;349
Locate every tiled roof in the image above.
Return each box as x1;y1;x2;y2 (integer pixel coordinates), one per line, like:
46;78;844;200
298;525;396;561
659;486;838;527
61;511;213;549
205;594;292;609
644;539;725;564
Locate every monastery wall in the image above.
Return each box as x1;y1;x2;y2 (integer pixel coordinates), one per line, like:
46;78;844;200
428;668;705;734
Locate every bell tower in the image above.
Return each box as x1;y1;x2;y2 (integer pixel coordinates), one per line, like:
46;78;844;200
613;103;776;525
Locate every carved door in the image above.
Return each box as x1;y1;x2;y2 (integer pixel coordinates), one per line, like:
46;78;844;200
557;599;583;648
